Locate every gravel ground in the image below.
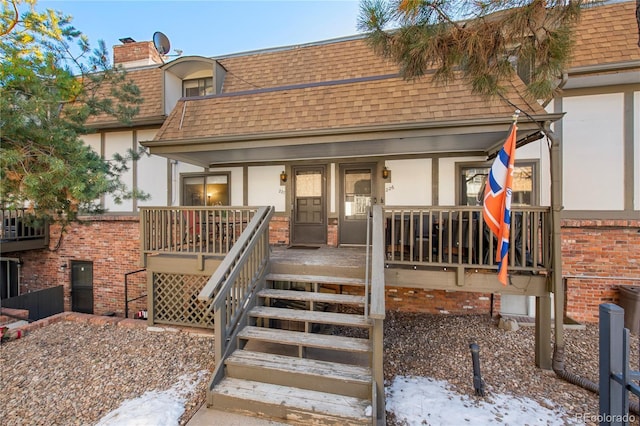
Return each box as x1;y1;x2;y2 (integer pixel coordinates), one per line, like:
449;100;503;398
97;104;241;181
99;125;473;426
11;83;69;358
1;313;637;426
0;320;215;426
383;311;639;426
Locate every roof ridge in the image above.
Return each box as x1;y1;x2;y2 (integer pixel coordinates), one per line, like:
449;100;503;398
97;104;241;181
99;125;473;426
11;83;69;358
210;33;367;61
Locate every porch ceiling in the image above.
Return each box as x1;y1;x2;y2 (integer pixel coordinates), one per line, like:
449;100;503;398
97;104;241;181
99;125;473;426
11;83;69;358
143;115;560;167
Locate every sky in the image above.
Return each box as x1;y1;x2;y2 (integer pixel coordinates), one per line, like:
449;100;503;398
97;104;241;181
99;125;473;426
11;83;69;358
39;0;363;59
93;372;581;425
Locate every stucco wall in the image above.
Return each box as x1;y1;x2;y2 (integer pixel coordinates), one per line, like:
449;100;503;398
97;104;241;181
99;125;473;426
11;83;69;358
562;93;625;211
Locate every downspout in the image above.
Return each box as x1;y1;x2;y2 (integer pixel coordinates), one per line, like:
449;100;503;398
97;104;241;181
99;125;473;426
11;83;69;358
545;123;639;412
541;73;568;109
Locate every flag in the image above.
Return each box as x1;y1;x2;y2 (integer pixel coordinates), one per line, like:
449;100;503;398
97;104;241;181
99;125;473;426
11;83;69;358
483;124;517;285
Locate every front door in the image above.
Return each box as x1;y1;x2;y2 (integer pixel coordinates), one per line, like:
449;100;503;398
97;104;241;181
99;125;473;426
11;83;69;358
71;261;93;314
291;166;326;245
339;164;375;245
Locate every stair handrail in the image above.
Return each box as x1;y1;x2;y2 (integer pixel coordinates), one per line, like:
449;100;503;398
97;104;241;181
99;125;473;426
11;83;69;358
365;206;371;319
370;204;386;425
370;205;385;320
198;205;272;303
197;205;274;388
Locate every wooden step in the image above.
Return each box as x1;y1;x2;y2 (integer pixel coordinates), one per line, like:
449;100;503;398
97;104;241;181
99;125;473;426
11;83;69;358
238;326;371;353
258;288;365;306
266;273;366;287
211;378;371;425
225;350;372;399
250;306;370;328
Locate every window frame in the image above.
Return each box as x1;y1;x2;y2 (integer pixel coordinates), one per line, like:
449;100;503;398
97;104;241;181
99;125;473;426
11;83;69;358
457;160;539;206
182;77;214;98
180;172;231;206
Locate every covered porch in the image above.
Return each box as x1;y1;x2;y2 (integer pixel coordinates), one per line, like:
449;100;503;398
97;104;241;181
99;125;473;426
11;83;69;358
139;204;554;367
138;203;556;424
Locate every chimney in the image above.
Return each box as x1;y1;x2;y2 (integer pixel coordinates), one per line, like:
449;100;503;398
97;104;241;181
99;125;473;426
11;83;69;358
113;38;164;68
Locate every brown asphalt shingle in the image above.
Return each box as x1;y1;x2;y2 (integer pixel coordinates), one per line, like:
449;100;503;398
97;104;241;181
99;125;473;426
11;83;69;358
218;38;398;93
86;67;164;127
154;31;547;143
157;1;640;143
154;72;542;142
569;1;639;69
88;2;636;135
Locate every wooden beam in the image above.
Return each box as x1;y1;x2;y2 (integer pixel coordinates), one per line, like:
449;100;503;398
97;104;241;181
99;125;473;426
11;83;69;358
384;268;549;296
145;255;222;275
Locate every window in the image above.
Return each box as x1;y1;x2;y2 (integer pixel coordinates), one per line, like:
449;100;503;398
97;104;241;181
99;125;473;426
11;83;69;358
183;78;213;97
460;162;536;206
182;174;230;206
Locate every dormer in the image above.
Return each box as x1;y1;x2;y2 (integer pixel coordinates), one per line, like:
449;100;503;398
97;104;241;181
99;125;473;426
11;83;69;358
162;56;227;115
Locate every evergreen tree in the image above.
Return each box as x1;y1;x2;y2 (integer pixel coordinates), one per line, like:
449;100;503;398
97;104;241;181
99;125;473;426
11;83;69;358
0;0;145;232
358;0;585;100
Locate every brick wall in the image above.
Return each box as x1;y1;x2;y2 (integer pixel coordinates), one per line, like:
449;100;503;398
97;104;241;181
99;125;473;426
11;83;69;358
327;223;338;247
14;216;639;322
384;288;496;315
269;215;290;245
561;219;640;323
340;285;498;316
19;216;146;317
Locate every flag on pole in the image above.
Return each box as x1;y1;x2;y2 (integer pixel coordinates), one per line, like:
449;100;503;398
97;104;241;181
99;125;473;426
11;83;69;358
483;123;517;285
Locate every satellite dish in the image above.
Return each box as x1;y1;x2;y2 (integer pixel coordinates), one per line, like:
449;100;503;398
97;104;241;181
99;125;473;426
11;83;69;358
153;32;171;55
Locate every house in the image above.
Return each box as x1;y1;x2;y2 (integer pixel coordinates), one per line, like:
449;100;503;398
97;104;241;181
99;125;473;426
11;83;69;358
1;1;637;423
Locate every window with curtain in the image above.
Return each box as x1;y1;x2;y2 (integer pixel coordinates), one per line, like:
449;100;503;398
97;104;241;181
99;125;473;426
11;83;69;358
182;77;213;97
182;174;229;206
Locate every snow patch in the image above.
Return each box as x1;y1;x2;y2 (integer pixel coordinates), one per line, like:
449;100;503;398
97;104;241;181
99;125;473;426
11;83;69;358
386;376;581;426
95;370;208;426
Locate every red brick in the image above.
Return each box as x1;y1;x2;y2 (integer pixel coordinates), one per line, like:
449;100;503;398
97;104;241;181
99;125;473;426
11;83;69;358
13;216;639;324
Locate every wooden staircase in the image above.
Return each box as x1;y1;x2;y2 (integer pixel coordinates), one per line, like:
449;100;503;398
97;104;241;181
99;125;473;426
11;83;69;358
208;273;375;425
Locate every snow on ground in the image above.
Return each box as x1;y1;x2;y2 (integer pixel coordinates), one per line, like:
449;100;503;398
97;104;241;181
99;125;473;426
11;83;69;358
94;372;580;426
95;371;209;426
386;376;581;426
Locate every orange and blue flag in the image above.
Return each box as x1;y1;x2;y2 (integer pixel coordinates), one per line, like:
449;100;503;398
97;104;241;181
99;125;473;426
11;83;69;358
483;124;517;285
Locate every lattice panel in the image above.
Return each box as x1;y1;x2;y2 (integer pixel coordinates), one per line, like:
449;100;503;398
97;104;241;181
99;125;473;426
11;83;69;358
153;273;215;328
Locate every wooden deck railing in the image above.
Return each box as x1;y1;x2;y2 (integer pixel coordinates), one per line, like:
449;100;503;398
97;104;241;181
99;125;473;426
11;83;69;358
383;206;551;274
370;205;386;425
139;207;258;258
197;205;274;390
0;208;48;252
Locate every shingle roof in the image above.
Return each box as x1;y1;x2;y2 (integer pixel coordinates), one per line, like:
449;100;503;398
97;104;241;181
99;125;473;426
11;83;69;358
569;1;640;70
157;0;634;144
153;36;544;143
155;71;541;142
217;38;398;93
86;67;164;127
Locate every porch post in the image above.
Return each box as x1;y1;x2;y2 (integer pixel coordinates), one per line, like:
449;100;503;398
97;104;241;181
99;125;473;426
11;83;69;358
146;270;154;325
546;122;565;366
535;293;552;369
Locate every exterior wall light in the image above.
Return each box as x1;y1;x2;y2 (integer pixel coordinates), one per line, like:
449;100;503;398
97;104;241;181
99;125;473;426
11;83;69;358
280;171;287;183
382;166;390;179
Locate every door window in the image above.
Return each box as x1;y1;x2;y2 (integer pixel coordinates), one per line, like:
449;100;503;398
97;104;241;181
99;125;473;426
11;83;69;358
295;170;323;224
344;170;372;219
